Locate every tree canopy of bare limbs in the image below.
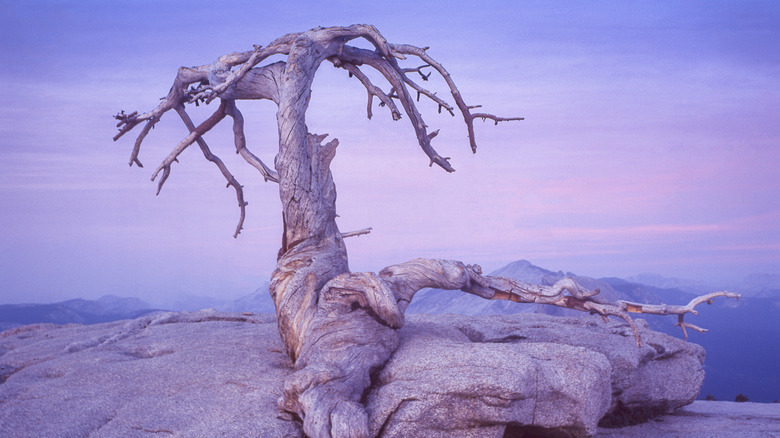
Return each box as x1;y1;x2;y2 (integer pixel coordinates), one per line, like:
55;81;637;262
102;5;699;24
114;25;738;438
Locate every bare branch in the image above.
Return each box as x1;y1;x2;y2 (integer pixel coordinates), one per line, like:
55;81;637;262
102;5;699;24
335;39;522;170
380;259;740;347
401;64;432;81
618;291;741;340
390;43;523;152
128;117;156;168
326;24;405;60
338;46;455;172
215;49;255;66
341;227;372;238
481;276;740;346
151;101;228;192
172;104;247;237
223;100;279;183
332;60;401;121
397;65;456;115
114;66;210;142
199;33;299;103
472;112;526;126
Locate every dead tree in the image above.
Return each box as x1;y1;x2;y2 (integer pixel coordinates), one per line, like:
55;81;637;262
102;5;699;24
114;25;738;438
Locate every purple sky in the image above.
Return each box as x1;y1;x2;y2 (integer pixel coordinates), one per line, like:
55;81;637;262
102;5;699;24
1;1;778;305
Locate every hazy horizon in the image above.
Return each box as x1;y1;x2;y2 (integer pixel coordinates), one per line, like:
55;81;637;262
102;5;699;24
0;257;772;306
2;1;778;305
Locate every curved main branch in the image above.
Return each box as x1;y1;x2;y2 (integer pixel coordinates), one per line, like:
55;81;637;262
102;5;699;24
378;260;740;347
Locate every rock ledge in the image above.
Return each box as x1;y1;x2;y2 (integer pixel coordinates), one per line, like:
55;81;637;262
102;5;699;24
1;310;767;437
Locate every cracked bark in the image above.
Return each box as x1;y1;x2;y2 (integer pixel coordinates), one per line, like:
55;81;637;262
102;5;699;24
114;25;738;438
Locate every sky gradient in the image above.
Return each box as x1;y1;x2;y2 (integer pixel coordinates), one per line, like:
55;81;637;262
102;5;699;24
1;0;778;305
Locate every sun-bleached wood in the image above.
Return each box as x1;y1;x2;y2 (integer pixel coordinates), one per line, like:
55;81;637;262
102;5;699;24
114;25;738;438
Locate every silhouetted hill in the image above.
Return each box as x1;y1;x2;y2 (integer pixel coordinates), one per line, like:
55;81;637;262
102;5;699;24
0;289;277;333
599;277;696;304
737;273;780;296
625;272;716;296
59;295;153;316
218;283;275;314
0;295;161;331
151;283;274;313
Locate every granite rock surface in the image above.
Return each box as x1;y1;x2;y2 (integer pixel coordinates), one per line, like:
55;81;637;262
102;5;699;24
0;310;738;437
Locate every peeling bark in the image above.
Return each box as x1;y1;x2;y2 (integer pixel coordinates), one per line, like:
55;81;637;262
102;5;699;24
114;25;739;438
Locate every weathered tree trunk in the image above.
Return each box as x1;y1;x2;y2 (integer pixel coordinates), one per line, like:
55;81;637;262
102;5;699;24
114;25;739;438
271;32;348;363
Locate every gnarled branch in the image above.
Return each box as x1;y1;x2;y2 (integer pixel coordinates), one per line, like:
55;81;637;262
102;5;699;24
391;43;525;152
172;104;248;238
373;259;740;347
618;291;741;339
331;59;401;121
337;46;456;171
467;265;739;346
224;100;279;183
151;101;229;191
114;66;210;143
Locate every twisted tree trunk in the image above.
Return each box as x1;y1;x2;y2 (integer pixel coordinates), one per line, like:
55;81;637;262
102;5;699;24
113;25;738;438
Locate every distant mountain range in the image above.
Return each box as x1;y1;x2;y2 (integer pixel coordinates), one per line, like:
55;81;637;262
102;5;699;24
627;271;780;297
2;261;777;402
0;295;159;332
0;283;276;333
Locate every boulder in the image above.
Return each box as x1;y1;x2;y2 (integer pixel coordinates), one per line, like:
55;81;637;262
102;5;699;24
434;313;706;417
0;311;301;438
368;313;704;437
0;310;707;437
366;328;611;437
